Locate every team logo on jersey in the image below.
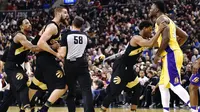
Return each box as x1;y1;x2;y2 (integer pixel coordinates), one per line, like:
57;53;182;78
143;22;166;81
129;47;148;56
16;73;23;80
192;77;199;83
113;76;121;84
56;70;64;78
174;77;179;84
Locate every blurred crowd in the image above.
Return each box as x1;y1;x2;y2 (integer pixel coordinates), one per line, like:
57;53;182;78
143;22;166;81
6;0;54;10
0;0;200;108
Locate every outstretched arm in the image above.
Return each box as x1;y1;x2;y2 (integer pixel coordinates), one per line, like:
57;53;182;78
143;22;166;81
104;50;125;61
133;22;167;47
15;33;37;51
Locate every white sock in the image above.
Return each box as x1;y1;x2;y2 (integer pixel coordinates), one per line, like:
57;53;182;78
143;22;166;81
159;85;170;112
170;84;190;107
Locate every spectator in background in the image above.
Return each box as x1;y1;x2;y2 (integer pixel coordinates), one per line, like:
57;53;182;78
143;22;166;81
91;79;106;106
191;48;200;62
0;0;199;108
194;39;200;48
139;70;149;86
143;70;160;108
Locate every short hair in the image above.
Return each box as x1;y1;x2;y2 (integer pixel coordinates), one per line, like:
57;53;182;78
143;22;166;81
153;0;165;13
17;17;26;28
72;16;84;28
139;21;152;30
148;70;154;75
52;6;66;17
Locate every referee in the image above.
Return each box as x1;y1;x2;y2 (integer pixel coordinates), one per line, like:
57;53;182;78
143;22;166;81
59;16;95;112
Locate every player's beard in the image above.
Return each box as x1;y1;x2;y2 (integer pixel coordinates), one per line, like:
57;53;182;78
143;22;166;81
60;16;68;26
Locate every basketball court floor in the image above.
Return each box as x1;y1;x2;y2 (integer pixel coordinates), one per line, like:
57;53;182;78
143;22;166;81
8;107;190;112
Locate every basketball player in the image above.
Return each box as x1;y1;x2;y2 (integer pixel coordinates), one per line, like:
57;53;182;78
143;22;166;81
28;24;63;112
58;16;95;112
103;45;141;112
4;17;38;112
33;6;69;112
189;56;200;112
0;42;33;112
149;1;190;112
100;20;166;112
0;44;14;112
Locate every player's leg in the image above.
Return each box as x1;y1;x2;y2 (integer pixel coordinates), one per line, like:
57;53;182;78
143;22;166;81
101;63;128;112
129;83;141;112
78;71;94;112
0;77;26;112
170;84;190;106
189;83;198;112
159;85;170;112
188;74;200;112
13;68;31;112
4;62;31;112
166;51;190;107
0;87;15;112
38;59;67;112
28;65;47;111
28;78;47;111
65;71;76;112
158;56;170;112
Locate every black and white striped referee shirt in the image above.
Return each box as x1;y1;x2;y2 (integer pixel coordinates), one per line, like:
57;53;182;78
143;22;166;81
60;30;88;60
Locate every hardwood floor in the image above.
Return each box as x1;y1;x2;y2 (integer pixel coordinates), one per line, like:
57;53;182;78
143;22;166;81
8;106;190;112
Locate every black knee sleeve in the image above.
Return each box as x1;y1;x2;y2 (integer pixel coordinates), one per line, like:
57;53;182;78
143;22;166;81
19;86;30;107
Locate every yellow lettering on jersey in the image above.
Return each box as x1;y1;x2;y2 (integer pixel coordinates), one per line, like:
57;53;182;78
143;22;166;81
192;77;199;83
128;47;148;56
126;76;139;88
15;46;29;55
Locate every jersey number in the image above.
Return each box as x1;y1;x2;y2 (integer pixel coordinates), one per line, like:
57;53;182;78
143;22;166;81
74;36;83;44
